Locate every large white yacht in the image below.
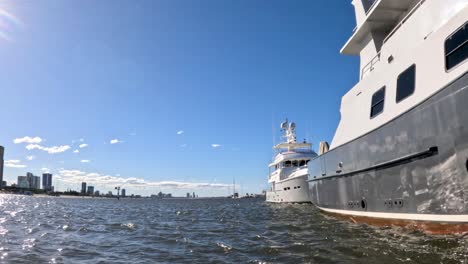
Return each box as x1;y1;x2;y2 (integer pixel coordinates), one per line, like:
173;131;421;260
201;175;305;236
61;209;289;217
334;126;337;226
266;120;317;203
308;0;468;233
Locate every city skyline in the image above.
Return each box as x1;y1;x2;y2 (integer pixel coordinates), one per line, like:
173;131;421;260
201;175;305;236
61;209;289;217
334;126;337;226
0;0;358;196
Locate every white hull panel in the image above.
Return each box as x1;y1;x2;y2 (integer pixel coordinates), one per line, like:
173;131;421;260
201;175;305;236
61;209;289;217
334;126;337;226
266;175;310;203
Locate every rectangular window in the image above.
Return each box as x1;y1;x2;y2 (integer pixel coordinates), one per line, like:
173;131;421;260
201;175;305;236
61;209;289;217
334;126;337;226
370;86;385;118
396;64;416;103
362;0;377;13
446;22;468;71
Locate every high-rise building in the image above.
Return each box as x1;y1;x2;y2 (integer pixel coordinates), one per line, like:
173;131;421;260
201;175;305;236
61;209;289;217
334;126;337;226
33;176;40;189
42;173;53;191
87;186;94;195
27;173;39;189
17;176;28;188
17;173;40;189
193;192;195;198
121;189;126;197
186;193;190;198
81;182;87;194
0;146;4;188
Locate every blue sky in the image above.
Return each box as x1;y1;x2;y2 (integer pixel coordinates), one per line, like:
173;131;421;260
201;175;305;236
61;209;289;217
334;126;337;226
0;0;358;196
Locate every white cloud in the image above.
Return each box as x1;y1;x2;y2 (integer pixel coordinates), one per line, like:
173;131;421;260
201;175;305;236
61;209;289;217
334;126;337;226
110;139;123;144
26;144;71;154
73;149;79;153
26;155;35;161
79;143;88;148
80;160;90;163
56;169;231;190
41;168;50;173
177;130;184;135
14;136;42;144
179;144;187;148
80;138;84;142
211;144;222;148
5;160;27;168
129;132;137;136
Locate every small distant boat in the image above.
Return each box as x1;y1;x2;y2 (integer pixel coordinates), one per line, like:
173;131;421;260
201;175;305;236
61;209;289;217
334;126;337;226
266;119;317;203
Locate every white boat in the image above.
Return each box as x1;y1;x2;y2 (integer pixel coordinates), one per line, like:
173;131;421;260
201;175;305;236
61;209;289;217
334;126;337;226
266;120;317;203
308;0;468;233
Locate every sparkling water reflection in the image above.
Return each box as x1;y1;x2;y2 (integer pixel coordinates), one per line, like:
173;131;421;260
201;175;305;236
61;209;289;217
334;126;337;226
0;194;466;263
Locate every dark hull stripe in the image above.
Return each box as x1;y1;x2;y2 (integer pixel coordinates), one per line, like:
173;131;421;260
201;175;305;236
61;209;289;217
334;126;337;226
308;146;439;182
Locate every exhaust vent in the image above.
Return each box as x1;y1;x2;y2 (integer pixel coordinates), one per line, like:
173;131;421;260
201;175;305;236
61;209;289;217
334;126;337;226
318;141;330;155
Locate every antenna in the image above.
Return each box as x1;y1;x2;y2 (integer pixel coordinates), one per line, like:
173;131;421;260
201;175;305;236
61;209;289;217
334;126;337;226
280;118;288;130
272;112;276;148
233;177;235;197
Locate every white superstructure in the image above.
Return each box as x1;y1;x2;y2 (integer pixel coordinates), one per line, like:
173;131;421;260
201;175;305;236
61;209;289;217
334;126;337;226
308;0;468;232
332;0;468;149
266;120;317;203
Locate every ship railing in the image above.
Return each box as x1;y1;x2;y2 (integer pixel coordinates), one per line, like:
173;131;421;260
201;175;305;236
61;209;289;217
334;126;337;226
383;0;426;44
278;166;308;180
277;149;313;154
361;52;381;80
361;0;425;80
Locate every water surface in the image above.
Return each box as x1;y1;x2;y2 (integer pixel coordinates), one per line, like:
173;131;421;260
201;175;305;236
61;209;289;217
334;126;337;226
0;195;466;263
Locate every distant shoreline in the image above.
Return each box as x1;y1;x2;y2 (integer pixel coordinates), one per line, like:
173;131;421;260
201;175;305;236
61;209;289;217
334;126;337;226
0;192;261;200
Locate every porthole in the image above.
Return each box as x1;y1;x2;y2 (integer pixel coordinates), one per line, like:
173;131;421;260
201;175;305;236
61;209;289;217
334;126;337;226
388;55;394;64
386;199;393;208
397;199;404;208
361;200;367;209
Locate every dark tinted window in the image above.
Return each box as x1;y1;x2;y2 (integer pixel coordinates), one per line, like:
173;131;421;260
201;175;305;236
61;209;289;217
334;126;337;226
362;0;377;13
370;86;385;118
446;22;468;70
396;65;416;103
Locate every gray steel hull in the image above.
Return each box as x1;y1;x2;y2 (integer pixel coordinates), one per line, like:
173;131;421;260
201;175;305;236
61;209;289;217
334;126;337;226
308;71;468;227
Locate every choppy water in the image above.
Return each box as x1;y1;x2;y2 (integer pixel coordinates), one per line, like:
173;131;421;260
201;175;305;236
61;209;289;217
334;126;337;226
0;195;466;263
